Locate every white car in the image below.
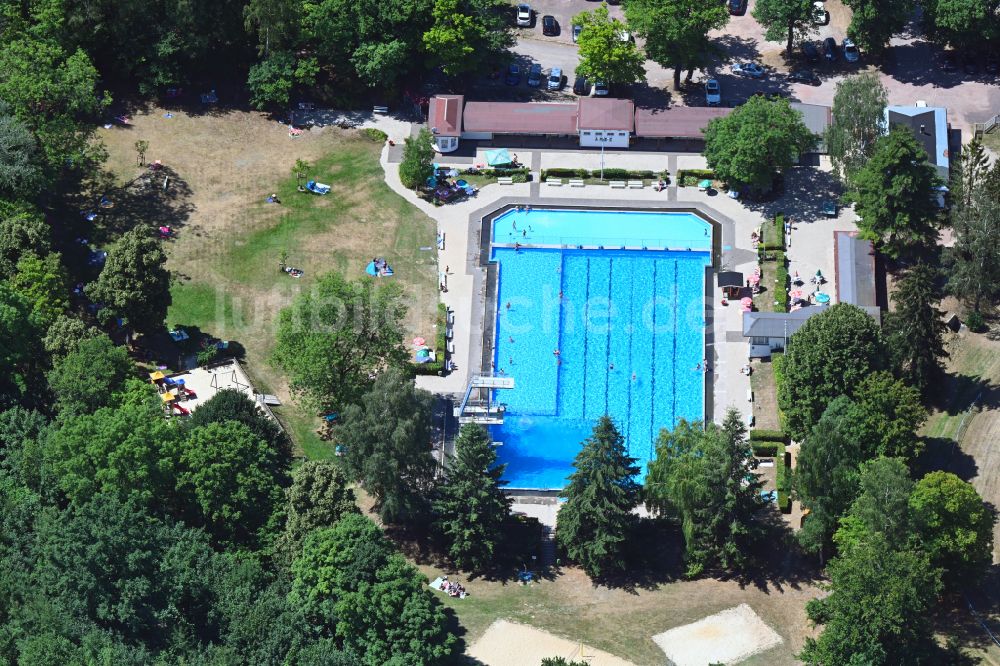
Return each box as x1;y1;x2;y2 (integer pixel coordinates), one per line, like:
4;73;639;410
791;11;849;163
731;61;765;78
812;2;829;24
547;67;562;90
843;38;860;62
705;78;721;106
516;3;531;27
593;80;609;96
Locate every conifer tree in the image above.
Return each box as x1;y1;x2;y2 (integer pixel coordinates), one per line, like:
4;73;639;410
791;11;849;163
556;416;640;579
433;423;512;572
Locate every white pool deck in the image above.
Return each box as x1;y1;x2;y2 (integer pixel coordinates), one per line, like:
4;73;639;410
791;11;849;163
380;143;858;428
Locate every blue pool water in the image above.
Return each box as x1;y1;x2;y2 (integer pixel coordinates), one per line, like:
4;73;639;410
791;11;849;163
488;210;712;489
493;208;712;250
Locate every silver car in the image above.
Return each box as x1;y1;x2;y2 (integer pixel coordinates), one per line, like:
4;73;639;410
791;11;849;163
516;4;531;27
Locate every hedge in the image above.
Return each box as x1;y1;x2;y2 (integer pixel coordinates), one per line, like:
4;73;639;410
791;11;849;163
676;168;715;186
776;442;791;513
751;442;780;457
539;167;668;181
750;429;790;443
771;352;788;432
413;303;448;376
774;252;789;313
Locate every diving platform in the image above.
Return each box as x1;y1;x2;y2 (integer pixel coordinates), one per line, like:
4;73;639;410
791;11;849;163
455;374;515;424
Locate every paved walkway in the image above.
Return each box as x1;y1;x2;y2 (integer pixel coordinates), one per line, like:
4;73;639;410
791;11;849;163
379;139;854;427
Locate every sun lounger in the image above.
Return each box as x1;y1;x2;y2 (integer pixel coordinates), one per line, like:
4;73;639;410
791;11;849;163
497;176;514;185
305;180;331;195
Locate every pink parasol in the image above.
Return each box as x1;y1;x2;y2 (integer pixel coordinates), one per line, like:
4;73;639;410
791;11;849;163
412;337;426;346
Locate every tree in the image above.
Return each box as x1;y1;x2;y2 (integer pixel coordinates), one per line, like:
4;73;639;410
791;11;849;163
843;0;912;57
849;126;942;258
0;208;51;275
884;263;948;398
0;284;43;408
573;5;647;87
422;0;514;79
646;410;765;576
752;0;816;54
625;0;729;90
948;142;1000;313
44;393;180;507
834;456;915;553
290;515;457;664
0;407;50;492
133;139;149;167
703;95;816;193
433;423;512;572
847;371;927;460
794;398;864;563
85;227;171;335
276;460;359;565
176;421;289;547
0;106;45;200
556;416;640;579
244;0;302;56
247;51;297;110
43;315;101;361
398;127;435;190
799;533;942;665
910;471;994;590
338;368;435;524
922;0;1000;48
541;660;589;666
47;335;132;415
273;272;408;413
777;303;886;440
825;73;888;183
187;388;291;461
10;252;69;328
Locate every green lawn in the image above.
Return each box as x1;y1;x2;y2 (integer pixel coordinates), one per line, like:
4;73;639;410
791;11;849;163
166;135;438;458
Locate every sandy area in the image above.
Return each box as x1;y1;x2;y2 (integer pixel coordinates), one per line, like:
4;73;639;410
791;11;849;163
652;604;784;666
469;619;636;666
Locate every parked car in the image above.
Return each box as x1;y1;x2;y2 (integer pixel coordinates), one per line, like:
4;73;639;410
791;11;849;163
823;37;837;62
789;68;820;85
527;63;542;87
542;14;557;36
729;0;746;14
516;3;531;27
593;80;609;96
842;38;859;63
573;76;590;95
548;67;562;90
942;51;958;71
572;23;582;43
801;41;819;63
505;63;521;86
705;78;721;106
812;2;829;24
732;61;765;78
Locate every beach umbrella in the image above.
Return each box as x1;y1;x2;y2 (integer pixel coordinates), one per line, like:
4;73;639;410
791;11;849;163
412;337;426;346
485;148;513;167
698;179;713;189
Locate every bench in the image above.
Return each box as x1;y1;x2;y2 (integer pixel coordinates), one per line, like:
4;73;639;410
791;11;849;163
446;340;455;354
627;180;643;189
372;105;389;115
497;176;514;185
545;178;564;186
609;180;626;189
568;179;585;187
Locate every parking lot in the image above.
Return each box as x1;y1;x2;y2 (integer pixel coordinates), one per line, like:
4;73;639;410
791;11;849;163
484;0;1000;135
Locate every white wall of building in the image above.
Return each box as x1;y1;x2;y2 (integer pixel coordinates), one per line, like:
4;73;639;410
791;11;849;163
579;129;629;148
434;136;459;153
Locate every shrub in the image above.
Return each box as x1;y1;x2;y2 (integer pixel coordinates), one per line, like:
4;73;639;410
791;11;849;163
749;429;790;443
966;310;986;332
541;167;589;179
363;127;388;143
412;303;448;376
676;168;715;186
399;128;435;190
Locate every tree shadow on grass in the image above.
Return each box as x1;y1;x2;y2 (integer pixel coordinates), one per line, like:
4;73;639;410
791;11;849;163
740;166;845;222
717;506;823;594
933;563;1000;662
583;516;686;593
916;437;980;482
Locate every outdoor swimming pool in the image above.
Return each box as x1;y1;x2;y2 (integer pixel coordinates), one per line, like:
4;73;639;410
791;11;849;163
488;208;712;489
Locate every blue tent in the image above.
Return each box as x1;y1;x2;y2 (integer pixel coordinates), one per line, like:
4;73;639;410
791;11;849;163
485;148;513;167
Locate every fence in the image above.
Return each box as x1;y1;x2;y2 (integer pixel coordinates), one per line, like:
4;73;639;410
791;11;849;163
973;114;1000;138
